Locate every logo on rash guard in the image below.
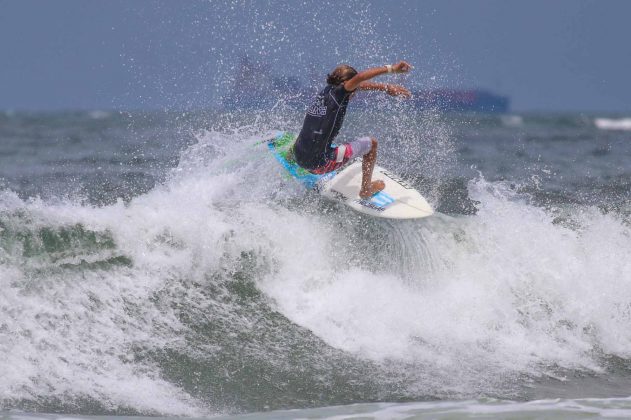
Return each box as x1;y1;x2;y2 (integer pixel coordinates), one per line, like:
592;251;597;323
306;95;327;117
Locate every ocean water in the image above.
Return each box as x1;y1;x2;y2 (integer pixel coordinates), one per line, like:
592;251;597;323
1;108;630;419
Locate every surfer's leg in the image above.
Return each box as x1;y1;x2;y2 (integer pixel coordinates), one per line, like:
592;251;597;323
359;138;385;199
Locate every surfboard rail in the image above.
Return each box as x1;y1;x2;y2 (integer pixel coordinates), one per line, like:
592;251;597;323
268;131;434;219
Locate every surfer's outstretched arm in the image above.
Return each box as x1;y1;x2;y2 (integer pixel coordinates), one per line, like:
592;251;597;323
343;61;411;91
358;82;411;98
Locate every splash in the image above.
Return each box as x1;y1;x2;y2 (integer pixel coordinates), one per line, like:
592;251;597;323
2;122;631;414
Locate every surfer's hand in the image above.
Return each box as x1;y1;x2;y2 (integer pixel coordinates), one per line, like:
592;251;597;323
392;61;412;74
388;85;412;98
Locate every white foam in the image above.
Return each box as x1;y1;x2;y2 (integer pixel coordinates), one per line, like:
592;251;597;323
0;131;267;415
259;176;631;391
594;117;631;131
0;196;204;415
500;115;523;127
88;110;110;120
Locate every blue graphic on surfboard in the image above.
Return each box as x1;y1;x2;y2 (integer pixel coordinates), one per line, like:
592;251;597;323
268;131;433;219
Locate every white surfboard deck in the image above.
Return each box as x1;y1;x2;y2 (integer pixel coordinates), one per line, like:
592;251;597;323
267;131;434;220
320;160;434;219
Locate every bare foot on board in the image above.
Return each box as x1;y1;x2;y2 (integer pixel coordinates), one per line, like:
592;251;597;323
359;180;385;199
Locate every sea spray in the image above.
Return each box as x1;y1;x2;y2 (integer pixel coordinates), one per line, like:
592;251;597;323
260;176;631;392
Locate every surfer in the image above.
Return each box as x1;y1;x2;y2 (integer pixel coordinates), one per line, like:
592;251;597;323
293;61;412;198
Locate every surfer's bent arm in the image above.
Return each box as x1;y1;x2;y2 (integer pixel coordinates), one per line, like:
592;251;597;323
343;61;412;91
358;82;411;98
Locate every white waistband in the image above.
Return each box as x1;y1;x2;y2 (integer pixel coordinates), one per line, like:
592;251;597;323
335;145;347;163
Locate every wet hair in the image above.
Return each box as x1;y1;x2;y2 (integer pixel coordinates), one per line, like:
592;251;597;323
326;64;358;85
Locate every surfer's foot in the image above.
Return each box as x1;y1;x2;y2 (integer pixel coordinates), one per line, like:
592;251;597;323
359;180;385;199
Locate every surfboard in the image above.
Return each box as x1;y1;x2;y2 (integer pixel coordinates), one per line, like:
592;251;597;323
268;131;434;219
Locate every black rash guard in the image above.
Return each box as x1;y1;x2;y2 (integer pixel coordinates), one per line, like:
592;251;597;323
294;83;353;170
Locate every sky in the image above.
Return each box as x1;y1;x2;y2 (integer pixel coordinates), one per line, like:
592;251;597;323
1;0;630;112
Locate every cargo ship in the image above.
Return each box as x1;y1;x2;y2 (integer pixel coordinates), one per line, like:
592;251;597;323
223;56;510;113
